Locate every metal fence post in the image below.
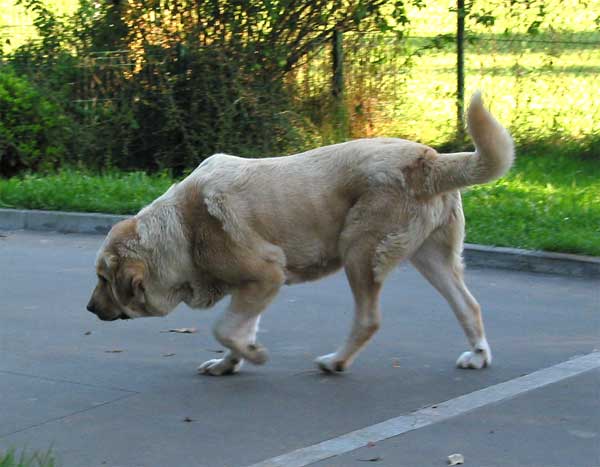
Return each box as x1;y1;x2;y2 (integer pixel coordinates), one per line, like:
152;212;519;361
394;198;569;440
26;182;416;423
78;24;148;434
456;0;466;142
332;28;348;139
332;29;344;100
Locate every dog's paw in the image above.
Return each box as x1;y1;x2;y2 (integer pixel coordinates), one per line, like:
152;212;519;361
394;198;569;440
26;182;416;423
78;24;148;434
315;353;346;373
241;343;269;365
198;358;243;376
456;342;492;369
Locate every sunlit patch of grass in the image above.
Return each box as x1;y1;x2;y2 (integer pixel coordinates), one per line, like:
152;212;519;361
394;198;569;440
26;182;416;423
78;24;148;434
0;169;173;215
462;152;600;256
0;0;78;52
340;34;600;146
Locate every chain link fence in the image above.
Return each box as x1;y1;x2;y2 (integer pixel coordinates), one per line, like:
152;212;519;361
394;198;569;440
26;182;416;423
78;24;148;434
2;24;600;150
292;31;600;146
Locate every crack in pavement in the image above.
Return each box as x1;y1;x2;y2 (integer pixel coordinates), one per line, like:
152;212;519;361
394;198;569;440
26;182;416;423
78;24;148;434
0;392;138;439
0;369;139;394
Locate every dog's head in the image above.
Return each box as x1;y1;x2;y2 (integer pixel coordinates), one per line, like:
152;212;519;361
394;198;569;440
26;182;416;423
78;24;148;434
86;218;178;321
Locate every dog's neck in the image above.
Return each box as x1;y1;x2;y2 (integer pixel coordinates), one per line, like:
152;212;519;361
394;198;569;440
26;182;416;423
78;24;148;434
137;202;194;283
135;201;227;310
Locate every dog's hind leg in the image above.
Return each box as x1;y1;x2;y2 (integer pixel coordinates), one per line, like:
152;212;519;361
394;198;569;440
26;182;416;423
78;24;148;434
316;195;415;373
199;263;284;376
316;241;384;373
410;219;492;369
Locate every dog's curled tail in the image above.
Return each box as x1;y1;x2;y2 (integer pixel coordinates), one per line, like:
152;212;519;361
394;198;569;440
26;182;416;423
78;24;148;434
428;92;514;195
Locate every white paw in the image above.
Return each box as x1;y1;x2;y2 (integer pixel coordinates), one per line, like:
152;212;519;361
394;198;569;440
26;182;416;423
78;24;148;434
197;358;243;376
315;353;346;373
242;343;269;365
456;342;492;369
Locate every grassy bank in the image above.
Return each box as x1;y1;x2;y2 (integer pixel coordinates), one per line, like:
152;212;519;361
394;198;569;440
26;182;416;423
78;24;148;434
1;150;598;256
462;152;600;256
0;171;173;215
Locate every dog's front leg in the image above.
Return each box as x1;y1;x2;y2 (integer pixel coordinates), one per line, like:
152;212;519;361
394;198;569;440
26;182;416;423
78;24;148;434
198;306;266;376
197;348;245;376
199;274;282;376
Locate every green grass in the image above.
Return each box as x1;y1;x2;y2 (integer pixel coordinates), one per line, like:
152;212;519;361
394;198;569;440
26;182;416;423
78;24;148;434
1;150;598;256
462;151;600;256
0;0;78;52
0;449;56;467
0;170;173;215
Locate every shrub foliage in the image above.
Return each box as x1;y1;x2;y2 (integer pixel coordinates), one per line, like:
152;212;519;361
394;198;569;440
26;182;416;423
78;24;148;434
1;0;411;176
0;69;69;176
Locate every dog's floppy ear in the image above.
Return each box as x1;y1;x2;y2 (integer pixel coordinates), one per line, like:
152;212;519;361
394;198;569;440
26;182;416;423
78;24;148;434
97;254;118;279
116;260;146;304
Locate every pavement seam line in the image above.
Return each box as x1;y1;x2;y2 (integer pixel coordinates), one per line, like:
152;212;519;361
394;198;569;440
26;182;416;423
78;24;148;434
245;352;600;467
0;392;138;439
0;369;139;394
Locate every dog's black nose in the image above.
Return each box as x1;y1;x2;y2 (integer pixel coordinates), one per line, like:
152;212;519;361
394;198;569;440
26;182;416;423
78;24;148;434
87;302;97;314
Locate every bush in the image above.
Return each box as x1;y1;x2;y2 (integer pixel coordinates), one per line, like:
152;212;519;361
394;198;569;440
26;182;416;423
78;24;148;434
4;0;394;174
0;68;70;177
4;46;316;175
120;46;314;173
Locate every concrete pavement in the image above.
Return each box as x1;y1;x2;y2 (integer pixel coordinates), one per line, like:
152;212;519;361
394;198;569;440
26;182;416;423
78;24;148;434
0;230;598;467
310;369;600;467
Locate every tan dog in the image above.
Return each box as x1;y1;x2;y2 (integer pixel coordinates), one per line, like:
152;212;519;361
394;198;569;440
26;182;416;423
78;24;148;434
87;93;514;376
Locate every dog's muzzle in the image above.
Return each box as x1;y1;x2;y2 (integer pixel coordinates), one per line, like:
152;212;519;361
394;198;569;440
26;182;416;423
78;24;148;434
87;302;130;321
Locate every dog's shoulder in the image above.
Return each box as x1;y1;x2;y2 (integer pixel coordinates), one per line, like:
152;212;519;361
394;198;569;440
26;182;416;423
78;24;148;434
192;153;245;180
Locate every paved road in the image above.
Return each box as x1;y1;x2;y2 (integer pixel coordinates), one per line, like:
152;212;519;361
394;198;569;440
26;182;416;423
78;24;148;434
0;230;598;467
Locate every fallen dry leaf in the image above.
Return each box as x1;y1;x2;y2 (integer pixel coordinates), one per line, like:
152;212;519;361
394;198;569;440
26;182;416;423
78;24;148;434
183;417;194;423
161;328;198;334
105;349;124;353
448;453;464;465
162;353;176;357
358;456;382;462
84;331;92;336
392;358;401;368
